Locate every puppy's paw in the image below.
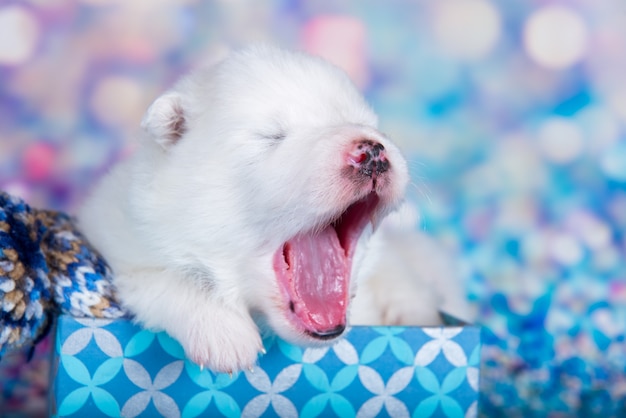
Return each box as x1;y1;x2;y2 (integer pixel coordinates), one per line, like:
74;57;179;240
361;271;443;326
182;310;264;374
380;292;441;326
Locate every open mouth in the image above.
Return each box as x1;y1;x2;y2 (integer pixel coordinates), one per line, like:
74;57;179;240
272;192;381;340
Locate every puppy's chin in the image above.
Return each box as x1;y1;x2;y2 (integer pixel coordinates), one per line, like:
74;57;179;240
260;307;348;347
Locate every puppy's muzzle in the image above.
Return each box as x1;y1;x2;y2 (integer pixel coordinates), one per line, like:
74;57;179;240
349;139;390;178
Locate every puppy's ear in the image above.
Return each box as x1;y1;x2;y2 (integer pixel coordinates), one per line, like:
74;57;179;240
141;93;186;149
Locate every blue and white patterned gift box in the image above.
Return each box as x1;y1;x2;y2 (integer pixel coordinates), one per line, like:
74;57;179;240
50;315;480;417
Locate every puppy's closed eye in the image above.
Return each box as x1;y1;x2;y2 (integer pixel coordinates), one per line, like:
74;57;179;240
259;129;287;142
264;132;286;141
259;120;288;143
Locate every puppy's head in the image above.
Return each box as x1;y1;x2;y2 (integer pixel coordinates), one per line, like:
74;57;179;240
135;45;409;346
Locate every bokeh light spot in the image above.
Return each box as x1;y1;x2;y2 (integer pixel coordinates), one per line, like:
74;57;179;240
302;16;368;88
22;142;56;182
523;5;589;70
607;87;626;123
0;5;40;66
432;0;502;60
89;76;145;128
550;233;583;267
537;117;585;164
601;142;626;181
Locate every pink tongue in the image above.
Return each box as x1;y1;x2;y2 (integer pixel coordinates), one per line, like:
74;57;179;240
288;226;349;330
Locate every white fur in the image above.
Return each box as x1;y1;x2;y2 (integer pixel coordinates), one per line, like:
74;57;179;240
350;203;474;326
79;45;470;373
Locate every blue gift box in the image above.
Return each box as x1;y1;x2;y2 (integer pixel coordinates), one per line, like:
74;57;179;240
49;315;480;417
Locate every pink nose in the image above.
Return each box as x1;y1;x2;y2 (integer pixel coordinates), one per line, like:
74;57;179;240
348;139;390;178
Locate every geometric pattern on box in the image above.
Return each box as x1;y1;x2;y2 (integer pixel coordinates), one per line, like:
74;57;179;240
50;315;480;418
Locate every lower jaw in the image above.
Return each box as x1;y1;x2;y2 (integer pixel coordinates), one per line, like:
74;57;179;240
304;324;346;341
280;310;348;344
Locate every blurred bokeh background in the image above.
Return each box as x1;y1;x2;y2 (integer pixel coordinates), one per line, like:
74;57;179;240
2;0;626;416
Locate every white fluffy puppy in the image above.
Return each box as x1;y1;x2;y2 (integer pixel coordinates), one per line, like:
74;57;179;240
79;45;462;373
